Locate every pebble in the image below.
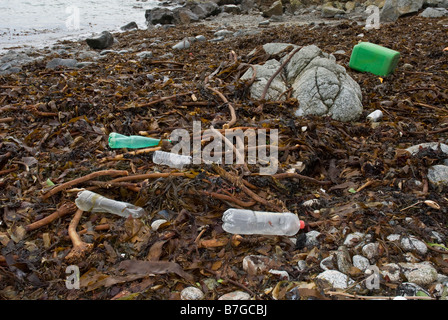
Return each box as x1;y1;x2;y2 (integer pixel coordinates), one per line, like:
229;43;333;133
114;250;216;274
400;236;428;255
218;290;251;300
46;58;78;69
380;263;401;282
305;230;321;247
343;232;367;247
242;255;272;275
214;29;233;37
172;39;190;50
336;246;352;274
352;255;370;272
195;35;206;42
320;255;336;271
151;219;168;231
362;242;380;260
136;51;153;59
180;286;204;300
399;262;438;286
209;36;225;42
316;270;355;289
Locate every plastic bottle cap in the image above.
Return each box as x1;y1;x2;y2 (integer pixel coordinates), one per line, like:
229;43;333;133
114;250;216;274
299;220;305;229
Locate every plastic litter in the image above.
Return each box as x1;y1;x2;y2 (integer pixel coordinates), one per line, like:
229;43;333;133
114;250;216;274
222;208;305;236
349;42;400;77
108;132;162;149
75;190;145;218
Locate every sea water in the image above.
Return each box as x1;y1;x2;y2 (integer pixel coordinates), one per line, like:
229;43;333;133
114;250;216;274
0;0;161;53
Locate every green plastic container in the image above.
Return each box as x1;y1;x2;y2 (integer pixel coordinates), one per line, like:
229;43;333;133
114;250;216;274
349;42;400;77
108;132;162;149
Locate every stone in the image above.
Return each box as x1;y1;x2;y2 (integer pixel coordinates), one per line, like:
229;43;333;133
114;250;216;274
263;0;284;17
343;232;367;247
336;246;353;274
315;270;355;289
242;255;273;275
214;29;234;37
145;8;175;25
397;282;431;296
173;8;200;24
180;286;204;300
353;255;370;272
424;0;448;8
380;263;401;282
218;290;251;300
405;142;448;156
185;1;221;19
86;31;114;50
400;235;428;255
362;242;380;260
240;59;288;100
223;4;242;14
380;0;424;22
419;7;448;17
427;165;448;187
345;1;356;12
241;44;363;122
305;230;322;247
136;51;153;59
321;2;346;17
46;58;78;69
399;262;438;286
120;21;138;31
320;255;336;271
172;39;191;50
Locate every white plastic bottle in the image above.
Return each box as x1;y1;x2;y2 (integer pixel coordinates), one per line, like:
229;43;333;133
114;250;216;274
75;190;145;218
152;150;192;169
222;209;305;236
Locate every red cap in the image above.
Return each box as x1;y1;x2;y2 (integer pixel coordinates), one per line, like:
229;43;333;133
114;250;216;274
299;220;305;229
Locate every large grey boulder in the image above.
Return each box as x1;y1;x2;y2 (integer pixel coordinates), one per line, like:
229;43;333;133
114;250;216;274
380;0;424;22
241;43;363;122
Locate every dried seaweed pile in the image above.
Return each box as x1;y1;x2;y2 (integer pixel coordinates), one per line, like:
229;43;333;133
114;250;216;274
0;16;448;300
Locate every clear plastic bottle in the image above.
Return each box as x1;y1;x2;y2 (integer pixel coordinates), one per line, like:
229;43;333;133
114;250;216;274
75;190;145;218
108;132;161;149
152;150;192;169
222;208;305;236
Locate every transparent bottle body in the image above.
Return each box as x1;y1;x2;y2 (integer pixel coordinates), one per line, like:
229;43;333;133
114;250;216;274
152;150;192;169
75;190;145;218
222;209;302;236
108;132;160;149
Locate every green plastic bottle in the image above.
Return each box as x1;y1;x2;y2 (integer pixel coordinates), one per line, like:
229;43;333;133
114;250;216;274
108;132;162;149
349;42;400;77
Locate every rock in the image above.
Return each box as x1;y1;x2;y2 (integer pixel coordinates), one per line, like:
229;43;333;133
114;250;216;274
120;21;138;31
362;242;380;260
209;36;225;42
401;263;438;286
427;165;448;187
405;142;448;156
172;39;191;50
218;290;251;300
241;44;363;122
380;0;424;22
214;29;234;37
400;235;428;255
86;31;114;50
262;0;284;17
195;35;207;42
353;255;370;272
336;246;353;274
320;255;336;271
151;219;167;231
321;2;346;17
145;8;175;25
223;4;242;14
315;270;355;289
240;59;288;100
180;286;205;300
419;7;448;16
424;0;448;8
343;232;367;247
136;51;153;59
305;230;322;247
289;45;363;122
184;1;221;19
172;8;200;24
46;58;78;69
380;263;401;282
242;255;273;275
345;1;356;12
